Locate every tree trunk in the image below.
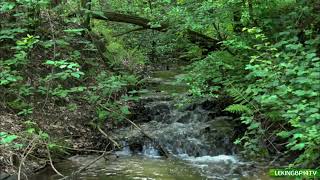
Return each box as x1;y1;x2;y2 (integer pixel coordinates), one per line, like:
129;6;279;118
233;1;244;33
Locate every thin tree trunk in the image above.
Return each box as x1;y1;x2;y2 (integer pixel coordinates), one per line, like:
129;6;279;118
233;2;243;33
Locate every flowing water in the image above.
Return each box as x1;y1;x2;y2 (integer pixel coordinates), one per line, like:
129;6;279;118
30;67;285;180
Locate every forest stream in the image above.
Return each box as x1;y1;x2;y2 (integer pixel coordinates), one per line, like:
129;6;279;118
29;66;285;180
1;1;319;180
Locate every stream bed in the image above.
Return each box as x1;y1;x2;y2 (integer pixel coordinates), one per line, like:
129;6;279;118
30;67;285;180
30;152;279;180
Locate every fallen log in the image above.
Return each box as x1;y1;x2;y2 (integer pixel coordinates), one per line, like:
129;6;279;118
91;11;168;31
89;11;221;52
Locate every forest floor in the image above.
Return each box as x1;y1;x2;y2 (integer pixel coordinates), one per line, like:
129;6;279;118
0;101;104;178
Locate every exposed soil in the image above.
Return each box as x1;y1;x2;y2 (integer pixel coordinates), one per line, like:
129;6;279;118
0;102;106;178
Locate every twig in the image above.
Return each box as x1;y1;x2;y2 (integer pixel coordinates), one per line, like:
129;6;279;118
59;147;112;180
266;138;280;154
18;137;37;180
125;117;170;158
101;106;170;158
97;126;120;148
74;149;111;175
47;145;65;177
18;136;107;153
42;10;56;111
57;146;107;153
268;151;287;166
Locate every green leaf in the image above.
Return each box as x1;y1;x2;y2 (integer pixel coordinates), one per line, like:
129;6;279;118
120;106;130;115
293;133;303;139
48;143;58;149
306;53;316;60
63;28;86;35
39;131;49;140
1;135;18;144
27;128;36;134
97;110;108;120
0;2;16;12
71;72;81;78
0;132;8;137
290;143;305;151
225;104;252;114
44;60;55;65
277;131;292;138
13;143;24;149
248;122;260;130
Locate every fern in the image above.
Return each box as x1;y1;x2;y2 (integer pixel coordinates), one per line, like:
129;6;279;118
225;104;253;114
226;86;254;105
224;85;256;114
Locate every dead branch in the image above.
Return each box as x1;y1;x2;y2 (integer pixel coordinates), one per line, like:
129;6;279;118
124;116;170;158
73;149;112;175
97;126;120;149
18;136;107;154
18;137;37;180
102;106;170;158
58;146;112;180
47;145;65;177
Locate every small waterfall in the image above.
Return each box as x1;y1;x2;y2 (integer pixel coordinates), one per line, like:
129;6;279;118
115;142;131;156
183;155;238;164
110;69;250;179
142;143;160;158
115;142;161;158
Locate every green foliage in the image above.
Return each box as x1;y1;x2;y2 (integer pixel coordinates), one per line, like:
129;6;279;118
1;0;319;170
44;60;85;80
181;1;320;167
0;0;145;174
0;132;18;145
179;51;236;97
242;27;319;166
225;104;252;114
84;72;137;126
1;35;39;117
0;35;38;85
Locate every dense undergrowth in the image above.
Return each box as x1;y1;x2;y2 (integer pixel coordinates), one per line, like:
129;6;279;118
180;1;320;167
0;1;143;175
0;0;319;176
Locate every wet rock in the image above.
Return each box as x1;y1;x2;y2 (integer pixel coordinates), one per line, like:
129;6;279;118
129;142;143;153
139;94;172;103
144;101;171;116
176;112;192;123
